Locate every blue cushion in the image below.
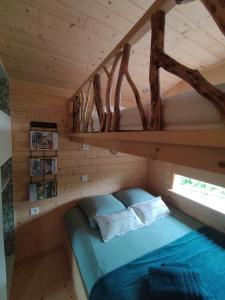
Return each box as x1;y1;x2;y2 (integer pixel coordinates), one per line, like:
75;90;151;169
78;194;126;229
113;188;155;207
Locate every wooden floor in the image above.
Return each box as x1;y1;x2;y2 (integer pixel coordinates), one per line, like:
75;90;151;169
10;248;76;300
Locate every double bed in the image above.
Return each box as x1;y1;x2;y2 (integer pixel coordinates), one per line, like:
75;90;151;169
64;197;225;300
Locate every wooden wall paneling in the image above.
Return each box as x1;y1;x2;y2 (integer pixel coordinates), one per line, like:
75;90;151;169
10;79;148;261
71;132;225;175
147;159;225;234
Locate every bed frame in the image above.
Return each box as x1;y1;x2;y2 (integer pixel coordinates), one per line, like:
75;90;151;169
63;228;88;300
69;0;225;175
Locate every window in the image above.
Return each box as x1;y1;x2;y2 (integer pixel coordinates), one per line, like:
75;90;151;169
172;174;225;214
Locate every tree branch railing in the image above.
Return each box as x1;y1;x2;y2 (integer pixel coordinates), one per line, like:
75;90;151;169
71;0;225;133
104;51;122;132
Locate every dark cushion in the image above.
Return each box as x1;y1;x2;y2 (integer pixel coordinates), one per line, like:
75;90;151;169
113;188;155;207
78;194;126;229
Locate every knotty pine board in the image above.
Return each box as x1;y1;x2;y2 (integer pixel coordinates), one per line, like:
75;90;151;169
10;79;148;262
10;248;77;300
147;159;225;234
0;0;225;96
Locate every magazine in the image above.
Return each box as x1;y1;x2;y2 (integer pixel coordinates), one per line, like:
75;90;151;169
30;131;58;150
30;158;57;176
29;181;57;201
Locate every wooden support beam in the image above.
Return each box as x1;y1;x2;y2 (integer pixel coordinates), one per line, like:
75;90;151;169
72;95;81;133
150;10;165;130
70;130;225;175
158;51;225;122
113;44;147;131
104;52;122;132
93;74;106;132
200;0;225;37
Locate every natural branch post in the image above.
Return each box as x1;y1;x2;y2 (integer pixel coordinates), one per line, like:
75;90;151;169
80;90;85;131
82;81;93;132
158;51;225;121
104;52;122;131
93;74;106;132
150;10;165;131
73;95;81;133
113;43;147;131
124;70;147;130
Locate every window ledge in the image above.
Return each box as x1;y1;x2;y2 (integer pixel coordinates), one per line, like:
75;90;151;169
169;188;225;215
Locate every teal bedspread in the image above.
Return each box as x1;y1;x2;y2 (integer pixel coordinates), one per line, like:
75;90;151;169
64;207;202;294
90;227;225;300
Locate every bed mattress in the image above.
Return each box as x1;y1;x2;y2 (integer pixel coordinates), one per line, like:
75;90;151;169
64;207;202;294
91;83;225;131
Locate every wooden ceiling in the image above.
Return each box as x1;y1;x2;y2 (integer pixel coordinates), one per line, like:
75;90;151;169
0;0;225;106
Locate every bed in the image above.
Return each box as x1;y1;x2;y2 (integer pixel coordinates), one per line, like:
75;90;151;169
64;185;225;299
64;205;205;299
90;83;225;132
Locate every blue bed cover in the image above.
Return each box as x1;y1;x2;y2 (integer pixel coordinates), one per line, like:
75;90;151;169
64;207;202;294
90;227;225;300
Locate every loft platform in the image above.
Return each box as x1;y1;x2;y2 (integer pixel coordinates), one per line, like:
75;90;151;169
70;130;225;175
69;0;225;176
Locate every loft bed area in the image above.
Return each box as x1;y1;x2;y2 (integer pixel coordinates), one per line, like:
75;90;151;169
1;1;225;300
89;84;225;131
69;0;225;175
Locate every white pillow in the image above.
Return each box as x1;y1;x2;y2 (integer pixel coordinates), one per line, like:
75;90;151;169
130;201;157;226
131;197;170;226
94;208;144;242
150;196;171;219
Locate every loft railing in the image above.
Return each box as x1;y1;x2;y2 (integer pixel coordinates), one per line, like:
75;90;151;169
71;0;225;133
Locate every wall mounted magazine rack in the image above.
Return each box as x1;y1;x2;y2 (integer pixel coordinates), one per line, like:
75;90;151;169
29;122;58;202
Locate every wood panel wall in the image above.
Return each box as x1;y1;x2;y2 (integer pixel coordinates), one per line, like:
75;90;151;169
147;159;225;234
10;79;148;262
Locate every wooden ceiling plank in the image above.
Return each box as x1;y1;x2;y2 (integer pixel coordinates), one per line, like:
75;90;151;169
19;0;88;29
73;0;176;95
0;0;40;24
57;0;134;34
128;0;155;11
0;37;102;74
95;0;145;23
176;1;225;47
20;0;124;43
10;78;74;98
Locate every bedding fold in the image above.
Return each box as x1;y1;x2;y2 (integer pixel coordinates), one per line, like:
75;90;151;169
89;227;225;300
148;263;213;300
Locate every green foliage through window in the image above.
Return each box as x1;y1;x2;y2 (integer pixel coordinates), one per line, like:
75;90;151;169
173;175;225;198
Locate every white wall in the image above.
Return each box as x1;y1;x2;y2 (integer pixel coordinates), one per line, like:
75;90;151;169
0;111;12;165
0;172;7;300
0;62;11;300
